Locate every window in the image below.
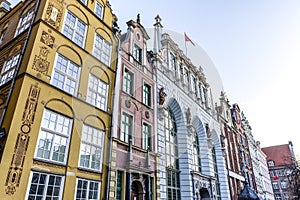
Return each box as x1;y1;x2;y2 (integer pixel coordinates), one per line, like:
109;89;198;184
51;54;80;95
93;33;112;66
0;53;20;86
121;112;133;143
79;124;104;171
95;1;104;19
165;109;181;200
281;181;288;189
62;11;87;47
193;77;197;96
116;171;123;200
212;147;221;200
0;28;7;45
192;133;201;172
123;68;134;96
75;178;100;200
142;123;151;150
275;194;282;200
87;74;108;111
143;83;151;107
170;53;177;76
35;109;72;164
268;160;275;167
27;172;64;200
273;182;279;189
15;9;34;36
133;45;142;63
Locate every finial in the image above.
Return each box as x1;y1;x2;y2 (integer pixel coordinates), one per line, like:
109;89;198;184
137;13;140;23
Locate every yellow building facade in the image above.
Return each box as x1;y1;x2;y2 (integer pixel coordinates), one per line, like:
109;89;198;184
0;0;118;199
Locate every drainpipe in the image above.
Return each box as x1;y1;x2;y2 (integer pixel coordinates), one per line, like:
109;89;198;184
0;0;41;127
105;23;121;200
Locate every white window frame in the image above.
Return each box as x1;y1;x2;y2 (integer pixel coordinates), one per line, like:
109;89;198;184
15;9;35;36
95;1;104;19
93;33;112;66
142;82;151;107
35;109;73;164
75;178;101;200
26;171;64;200
78;124;105;172
62;10;87;48
51;54;80;96
121;112;133;144
123;67;134;96
142;122;151;150
86;74;109;111
0;53;20;86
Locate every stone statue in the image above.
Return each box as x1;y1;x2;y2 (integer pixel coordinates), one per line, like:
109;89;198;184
186;107;191;124
159;87;167;105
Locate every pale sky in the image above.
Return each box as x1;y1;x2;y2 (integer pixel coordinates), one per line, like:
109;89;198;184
9;0;300;156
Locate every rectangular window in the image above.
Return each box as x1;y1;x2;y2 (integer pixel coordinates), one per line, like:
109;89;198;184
27;172;64;200
121;112;133;143
123;68;134;96
95;1;104;19
87;74;108;111
0;53;20;86
15;9;34;36
143;83;151;107
35;109;72;164
51;54;80;95
75;178;100;200
93;33;112;66
133;45;142;63
170;53;177;76
0;28;7;45
79;124;104;171
79;0;87;4
63;11;87;48
116;171;123;200
142;123;151;150
193;77;197;95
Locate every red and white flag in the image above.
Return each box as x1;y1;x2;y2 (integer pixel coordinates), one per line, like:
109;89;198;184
184;32;195;46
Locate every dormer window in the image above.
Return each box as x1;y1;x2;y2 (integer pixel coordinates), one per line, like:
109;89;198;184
268;160;275;167
133;45;142;63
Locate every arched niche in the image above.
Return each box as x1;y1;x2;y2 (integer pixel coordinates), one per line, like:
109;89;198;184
44;98;74;118
56;45;82;66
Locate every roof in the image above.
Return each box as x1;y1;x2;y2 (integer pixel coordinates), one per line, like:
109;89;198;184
262;144;293;167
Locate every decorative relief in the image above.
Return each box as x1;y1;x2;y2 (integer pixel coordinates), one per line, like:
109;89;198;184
44;1;64;29
40;31;55;48
5;84;40;195
32;46;50;75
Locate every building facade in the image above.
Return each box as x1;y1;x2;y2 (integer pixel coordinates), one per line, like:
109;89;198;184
151;16;230;199
262;142;298;199
0;0;118;199
109;15;157;200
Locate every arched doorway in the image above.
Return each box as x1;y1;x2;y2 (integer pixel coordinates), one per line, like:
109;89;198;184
200;188;210;200
131;181;143;200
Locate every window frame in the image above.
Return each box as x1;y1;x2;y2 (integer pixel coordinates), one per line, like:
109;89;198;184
142;122;152;150
133;44;142;63
142;82;151;107
86;73;109;111
0;52;20;86
78;124;105;172
123;67;134;96
15;8;35;36
93;33;112;66
75;178;101;200
95;1;104;19
34;109;73;164
26;171;64;200
62;10;87;48
120;111;133;144
51;53;80;96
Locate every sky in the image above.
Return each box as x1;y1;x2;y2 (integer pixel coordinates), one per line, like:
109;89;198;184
9;0;300;156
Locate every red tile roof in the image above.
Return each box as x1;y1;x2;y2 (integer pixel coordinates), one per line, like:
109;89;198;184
262;144;293;167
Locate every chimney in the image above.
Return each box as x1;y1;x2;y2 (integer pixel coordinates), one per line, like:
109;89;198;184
0;0;11;18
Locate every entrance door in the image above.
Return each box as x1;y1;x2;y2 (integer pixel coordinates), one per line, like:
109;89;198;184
131;181;143;200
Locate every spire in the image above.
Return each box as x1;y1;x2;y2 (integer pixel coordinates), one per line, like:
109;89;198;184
137;13;140;24
153;14;163;54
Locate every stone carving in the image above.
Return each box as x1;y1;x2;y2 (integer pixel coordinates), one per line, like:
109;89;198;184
186;107;191;125
5;84;40;195
44;1;64;29
40;31;55;48
205;123;211;139
159;87;167;105
32;46;50;75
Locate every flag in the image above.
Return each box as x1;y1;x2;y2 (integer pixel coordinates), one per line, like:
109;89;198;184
184;32;195;46
273;175;278;180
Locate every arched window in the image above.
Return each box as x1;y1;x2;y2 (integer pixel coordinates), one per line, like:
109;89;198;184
193;133;201;172
165;108;181;199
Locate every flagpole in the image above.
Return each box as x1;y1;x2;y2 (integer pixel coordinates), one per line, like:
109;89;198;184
184;32;188;57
